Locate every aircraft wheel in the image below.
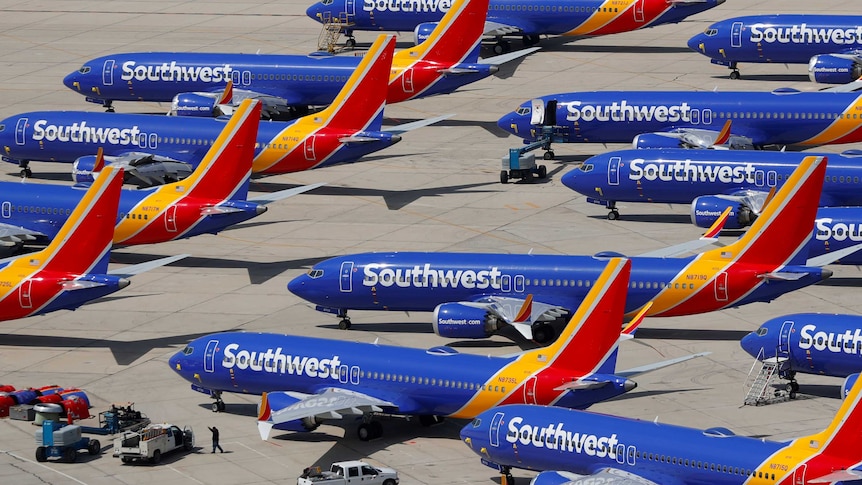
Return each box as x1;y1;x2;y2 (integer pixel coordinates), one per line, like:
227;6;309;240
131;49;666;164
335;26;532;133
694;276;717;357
105;107;115;113
543;151;554;160
493;40;510;55
357;423;372;441
504;474;515;485
338;319;352;330
346;38;356;49
88;439;101;455
35;446;47;462
537;165;547;179
21;168;32;178
729;70;741;80
607;210;620;221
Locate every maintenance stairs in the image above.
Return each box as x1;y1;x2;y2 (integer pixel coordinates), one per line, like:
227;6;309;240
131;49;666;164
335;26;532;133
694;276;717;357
743;347;790;406
317;11;355;53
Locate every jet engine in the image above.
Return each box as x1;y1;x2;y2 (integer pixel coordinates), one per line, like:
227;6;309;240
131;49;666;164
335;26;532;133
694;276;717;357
72;153;193;186
432;303;501;339
842;373;859;400
171;93;223;117
808;54;862;84
632;133;684;149
690;195;757;229
259;391;321;433
414;23;438;45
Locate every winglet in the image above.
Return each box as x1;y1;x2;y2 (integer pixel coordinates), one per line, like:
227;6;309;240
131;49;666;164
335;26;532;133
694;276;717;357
93;147;105;173
513;294;534;323
258;392;272;421
713;119;732;146
701;206;731;239
621;302;652;336
218;80;234;105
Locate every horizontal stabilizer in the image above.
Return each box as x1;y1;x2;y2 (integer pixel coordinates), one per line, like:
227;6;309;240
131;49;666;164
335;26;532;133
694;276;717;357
807;243;862;267
808;469;862;483
107;254;189;277
384;114;454;134
617;352;711;378
480;47;541;66
248;183;325;205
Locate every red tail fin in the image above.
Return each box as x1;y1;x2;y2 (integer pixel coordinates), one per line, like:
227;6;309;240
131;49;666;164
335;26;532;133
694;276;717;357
37;166;124;275
170;98;261;200
314;35;395;131
700;155;826;267
394;0;488;64
526;258;631;372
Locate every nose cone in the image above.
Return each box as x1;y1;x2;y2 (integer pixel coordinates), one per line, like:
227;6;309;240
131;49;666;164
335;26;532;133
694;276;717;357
306;3;328;22
497;111;520;137
288;273;312;300
168;351;183;374
739;331;762;358
63;71;82;92
560;165;594;196
687;33;706;54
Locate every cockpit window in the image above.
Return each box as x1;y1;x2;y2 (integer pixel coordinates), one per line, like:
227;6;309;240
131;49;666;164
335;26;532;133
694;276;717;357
0;124;5;133
321;0;333;4
516;107;531;116
307;269;324;279
756;327;768;336
471;418;481;428
704;28;718;36
78;66;91;74
579;163;594;173
182;345;194;355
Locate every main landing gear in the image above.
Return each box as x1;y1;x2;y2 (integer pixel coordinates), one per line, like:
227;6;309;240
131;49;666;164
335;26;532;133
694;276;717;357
18;160;31;178
211;391;226;412
785;380;800;400
103;100;115;113
500;466;515;485
727;62;741;80
606;201;619;220
357;419;383;441
337;309;351;330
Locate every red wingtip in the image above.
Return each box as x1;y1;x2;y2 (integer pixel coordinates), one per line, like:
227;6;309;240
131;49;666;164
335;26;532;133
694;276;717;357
218;80;234;105
93;147;105;173
714;120;732;146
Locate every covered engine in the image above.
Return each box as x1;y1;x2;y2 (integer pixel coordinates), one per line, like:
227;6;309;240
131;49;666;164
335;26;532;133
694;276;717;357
259;391;321;433
632;133;684;149
171;93;222;117
842;373;859;400
808;54;862;84
432;303;501;339
72;154;193;186
414;22;438;45
690;195;757;229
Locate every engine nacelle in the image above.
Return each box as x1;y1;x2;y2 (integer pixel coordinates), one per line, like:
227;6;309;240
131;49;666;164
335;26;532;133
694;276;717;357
842;373;859;400
432;303;500;339
808;54;862;84
414;22;438;45
71;155;100;183
531;471;578;485
632;133;684;149
690;196;755;229
259;391;321;433
171;93;219;117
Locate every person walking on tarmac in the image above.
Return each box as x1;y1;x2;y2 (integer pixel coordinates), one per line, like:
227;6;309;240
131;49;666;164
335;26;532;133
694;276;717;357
208;426;224;453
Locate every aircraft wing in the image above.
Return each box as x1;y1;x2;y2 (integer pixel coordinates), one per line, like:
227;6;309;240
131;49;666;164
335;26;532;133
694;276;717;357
479;47;541;66
258;388;397;440
383;114;453;135
532;469;662;485
107;254;189;277
247;183;326;205
0;223;45;246
649;125;753;150
636;207;729;258
806;243;862;266
808;468;862;483
482;20;525;37
463;295;570;340
615;352;711;378
214;88;297;119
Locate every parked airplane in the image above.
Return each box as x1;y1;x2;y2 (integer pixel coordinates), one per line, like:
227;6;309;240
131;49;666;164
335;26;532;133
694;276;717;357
0;100;321;250
498;87;862;158
741;313;862;394
461;375;862;485
688;15;862;82
560;148;862;221
4;35;441;179
0;166;184;322
62;0;533;118
306;0;724;54
170;258;705;440
288;156;831;343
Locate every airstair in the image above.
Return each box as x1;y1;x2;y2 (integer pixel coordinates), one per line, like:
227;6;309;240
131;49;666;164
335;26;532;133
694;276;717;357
317;11;356;53
743;347;790;406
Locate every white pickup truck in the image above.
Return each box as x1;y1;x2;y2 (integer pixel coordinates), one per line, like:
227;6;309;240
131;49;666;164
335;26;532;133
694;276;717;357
298;461;399;485
113;423;194;464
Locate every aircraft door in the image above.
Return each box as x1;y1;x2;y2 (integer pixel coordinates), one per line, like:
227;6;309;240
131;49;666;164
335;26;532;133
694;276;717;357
714;272;728;302
778;321;794;357
523;376;537;404
15;118;28;146
767;171;777;187
350;366;360;385
165;205;178;232
489;411;505;447
338;365;349;383
1;201;10;219
339;261;354;292
514;275;525;293
231;70;240;85
793;464;806;484
204;339;219;373
346;0;355;16
633;0;645;23
402;69;414;93
18;280;32;309
731;22;744;48
304;135;316;161
102;60;115;86
501;275;511;292
608;157;621;185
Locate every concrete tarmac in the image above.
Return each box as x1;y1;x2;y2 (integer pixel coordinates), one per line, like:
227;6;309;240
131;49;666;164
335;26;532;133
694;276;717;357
0;0;859;483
